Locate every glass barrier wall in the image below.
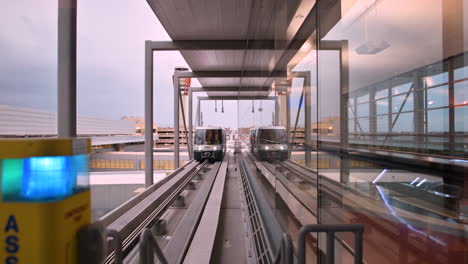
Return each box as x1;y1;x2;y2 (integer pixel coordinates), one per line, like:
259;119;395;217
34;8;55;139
278;0;468;263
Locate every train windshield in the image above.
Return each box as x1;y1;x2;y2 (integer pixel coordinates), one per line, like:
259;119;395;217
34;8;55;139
258;129;286;144
195;129;223;145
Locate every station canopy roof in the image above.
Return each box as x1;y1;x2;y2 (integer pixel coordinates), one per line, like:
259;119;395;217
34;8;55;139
146;0;320;99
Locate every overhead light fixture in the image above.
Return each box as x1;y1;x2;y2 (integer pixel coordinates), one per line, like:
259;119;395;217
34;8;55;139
215;100;217;112
354;1;390;55
221;100;224;113
416;178;427;187
372;169;388;184
355;40;390;55
410;177;420;185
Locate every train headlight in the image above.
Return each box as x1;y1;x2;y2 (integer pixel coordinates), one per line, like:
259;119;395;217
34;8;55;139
264;146;269;150
213;146;219;150
279;145;286;150
195;145;203;151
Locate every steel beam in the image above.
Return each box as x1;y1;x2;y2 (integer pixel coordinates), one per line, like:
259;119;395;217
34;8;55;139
174;72;180;169
196;98;201;127
275;97;280;126
146;40;276;51
198;96;276;100
57;0;77;138
144;41;154;186
177;71;287;78
292;71;312;167
190;86;272;92
188;88;193;159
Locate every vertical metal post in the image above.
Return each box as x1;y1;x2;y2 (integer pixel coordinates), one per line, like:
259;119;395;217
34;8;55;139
413;71;425;151
188;88;193;159
197;99;201;126
326;232;335;264
355;229;363;264
144;42;154;187
286;87;291;145
448;60;455;154
275;97;280;126
57;0;77;138
339;41;350;183
304;72;312;168
173;73;180;169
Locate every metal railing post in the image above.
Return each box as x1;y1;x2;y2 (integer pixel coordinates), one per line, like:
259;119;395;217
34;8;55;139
139;228;168;264
298;224;364;264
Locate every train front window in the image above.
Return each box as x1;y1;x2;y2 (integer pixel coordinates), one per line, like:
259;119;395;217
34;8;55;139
195;129;223;145
258;129;286;144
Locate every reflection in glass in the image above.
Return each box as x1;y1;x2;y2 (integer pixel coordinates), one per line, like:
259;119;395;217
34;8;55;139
454;81;468;105
357;103;369;117
423;72;448;88
427;108;449;133
377;115;389;133
392;82;412;95
375;89;388;100
392;93;413;113
392;113;413;133
427;86;448;108
455;106;468;132
376;99;389;115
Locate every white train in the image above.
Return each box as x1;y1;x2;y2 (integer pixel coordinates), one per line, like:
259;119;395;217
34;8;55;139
193;127;226;162
250;126;288;161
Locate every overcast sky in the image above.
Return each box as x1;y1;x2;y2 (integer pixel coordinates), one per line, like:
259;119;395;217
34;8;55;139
0;0;275;129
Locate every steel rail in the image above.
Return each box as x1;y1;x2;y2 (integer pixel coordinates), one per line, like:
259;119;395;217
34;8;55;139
104;160;209;264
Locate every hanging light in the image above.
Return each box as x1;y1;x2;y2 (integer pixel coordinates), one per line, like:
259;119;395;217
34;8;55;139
215;100;217;112
221;100;224;113
251;100;255;113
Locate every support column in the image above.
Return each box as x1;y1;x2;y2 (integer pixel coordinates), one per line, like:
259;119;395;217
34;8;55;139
173;73;180;169
275;97;280;126
57;0;77;138
188;88;193;159
144;41;154;187
286;87;291;145
339;41;350;183
304;72;312;168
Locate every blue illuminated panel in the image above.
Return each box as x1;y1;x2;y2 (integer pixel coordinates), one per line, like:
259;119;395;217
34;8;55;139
1;155;90;202
22;156;73;200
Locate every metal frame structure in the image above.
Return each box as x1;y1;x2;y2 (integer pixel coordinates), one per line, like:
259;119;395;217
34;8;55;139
144;40;287;186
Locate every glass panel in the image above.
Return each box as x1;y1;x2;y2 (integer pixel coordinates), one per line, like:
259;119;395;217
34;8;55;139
348;118;355;133
357;103;369;117
427;108;449;133
375;89;388;100
455;106;468;132
454;65;468;80
357;117;369;133
377;115;389;133
392;93;413;113
454;81;468;105
392;113;413;133
423;71;449;87
357;93;369;103
427;85;449;108
392;82;412;95
376;98;389;115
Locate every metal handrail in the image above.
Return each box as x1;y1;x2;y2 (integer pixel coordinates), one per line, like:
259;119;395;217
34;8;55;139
274;233;293;264
298;224;364;264
139;228;168;264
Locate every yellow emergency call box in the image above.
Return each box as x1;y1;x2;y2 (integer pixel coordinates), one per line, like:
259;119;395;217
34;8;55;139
0;138;91;264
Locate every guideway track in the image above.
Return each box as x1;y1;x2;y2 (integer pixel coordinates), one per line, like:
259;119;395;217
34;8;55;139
100;159;209;264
